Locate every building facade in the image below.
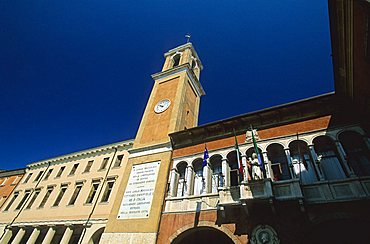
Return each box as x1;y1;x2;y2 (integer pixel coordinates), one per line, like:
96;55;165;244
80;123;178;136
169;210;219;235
0;169;25;209
0;140;133;244
1;1;370;243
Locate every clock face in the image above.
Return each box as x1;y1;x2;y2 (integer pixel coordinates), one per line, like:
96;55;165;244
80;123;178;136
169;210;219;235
154;99;171;113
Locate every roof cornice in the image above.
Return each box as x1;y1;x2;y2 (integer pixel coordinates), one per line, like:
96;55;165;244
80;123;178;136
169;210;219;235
28;139;134;168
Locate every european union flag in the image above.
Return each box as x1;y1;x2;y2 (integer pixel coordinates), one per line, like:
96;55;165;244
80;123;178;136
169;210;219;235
203;146;209;168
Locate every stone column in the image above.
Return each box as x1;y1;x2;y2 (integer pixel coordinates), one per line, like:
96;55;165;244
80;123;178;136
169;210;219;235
285;149;296;179
26;227;41;244
308;145;325;181
335;140;356;177
185;165;194;196
11;227;26;244
41;226;56;244
202;164;212;193
0;228;13;244
169;169;179;197
60;226;74;244
221;158;230;188
241;155;249;183
262;152;273;180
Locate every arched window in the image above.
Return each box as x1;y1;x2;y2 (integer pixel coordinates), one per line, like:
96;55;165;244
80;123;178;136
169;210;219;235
226;151;241;186
266;143;291;181
172;53;181;67
210;155;223;192
193;158;204;195
313;136;346;180
339;131;370;176
191;58;197;69
289;140;317;184
176;162;187;197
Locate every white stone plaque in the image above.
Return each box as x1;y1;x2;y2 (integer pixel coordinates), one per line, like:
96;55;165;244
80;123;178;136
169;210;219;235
117;161;160;219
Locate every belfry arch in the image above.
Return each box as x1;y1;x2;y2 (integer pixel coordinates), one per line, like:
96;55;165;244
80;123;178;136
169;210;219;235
171;226;234;244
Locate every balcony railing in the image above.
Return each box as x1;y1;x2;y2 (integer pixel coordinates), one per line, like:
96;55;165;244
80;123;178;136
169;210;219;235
164;177;370;214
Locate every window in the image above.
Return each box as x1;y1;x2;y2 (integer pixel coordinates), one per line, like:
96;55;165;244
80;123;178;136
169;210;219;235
339;131;370;176
86;180;100;204
289;140;317;184
0;178;8;186
69;164;79;175
227;151;242;186
56;166;65;178
34;171;44;182
15;191;31;210
100;157;109;170
39;186;54;208
266;143;291;181
69;183;83;205
176;162;187;197
11;176;19;185
172;53;181;67
210;155;223;193
313;136;347;180
84;160;94;173
101;180;115;202
43;169;53;180
53;185;68;207
193;159;204;195
25;189;41;209
3;192;19;211
113;155;123;167
23;173;33;183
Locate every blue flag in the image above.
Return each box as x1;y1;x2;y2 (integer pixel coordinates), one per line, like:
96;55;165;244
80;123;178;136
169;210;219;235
203;146;209;168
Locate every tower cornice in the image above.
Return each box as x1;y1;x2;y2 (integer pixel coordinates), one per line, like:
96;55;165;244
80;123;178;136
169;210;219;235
151;63;205;97
164;42;203;70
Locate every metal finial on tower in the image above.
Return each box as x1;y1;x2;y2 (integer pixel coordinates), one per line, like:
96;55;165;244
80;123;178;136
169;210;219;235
185;34;191;43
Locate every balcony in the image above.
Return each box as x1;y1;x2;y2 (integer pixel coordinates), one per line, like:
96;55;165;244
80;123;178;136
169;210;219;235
219;178;303;207
302;176;370;203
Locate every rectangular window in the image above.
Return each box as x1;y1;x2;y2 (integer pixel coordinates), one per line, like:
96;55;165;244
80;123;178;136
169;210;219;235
101;180;115;202
15;191;31;210
3;192;19;211
11;176;19;185
0;178;8;186
100;157;109;170
43;169;53;181
113;155;123;167
25;189;41;209
39;186;54;208
86;181;100;204
23;173;33;183
84;161;94;173
68;183;83;205
69;164;79;176
34;171;44;182
56;166;65;178
53;185;68;207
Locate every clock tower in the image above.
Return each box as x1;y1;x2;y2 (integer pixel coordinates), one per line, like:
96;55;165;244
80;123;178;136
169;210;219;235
101;43;204;243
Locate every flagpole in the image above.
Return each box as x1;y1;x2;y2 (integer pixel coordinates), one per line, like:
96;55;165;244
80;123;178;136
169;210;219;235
297;132;302;185
233;129;244;184
250;125;264;176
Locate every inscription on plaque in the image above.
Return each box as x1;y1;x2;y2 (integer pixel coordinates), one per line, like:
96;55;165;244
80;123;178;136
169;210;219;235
117;161;160;219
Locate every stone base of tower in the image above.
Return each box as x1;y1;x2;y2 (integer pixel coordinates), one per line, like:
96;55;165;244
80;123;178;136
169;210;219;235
100;232;157;244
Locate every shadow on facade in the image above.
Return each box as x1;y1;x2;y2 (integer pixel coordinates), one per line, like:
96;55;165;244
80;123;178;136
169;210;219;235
172;226;234;244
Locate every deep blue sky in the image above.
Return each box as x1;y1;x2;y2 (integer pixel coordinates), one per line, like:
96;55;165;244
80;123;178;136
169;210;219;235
0;0;333;169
